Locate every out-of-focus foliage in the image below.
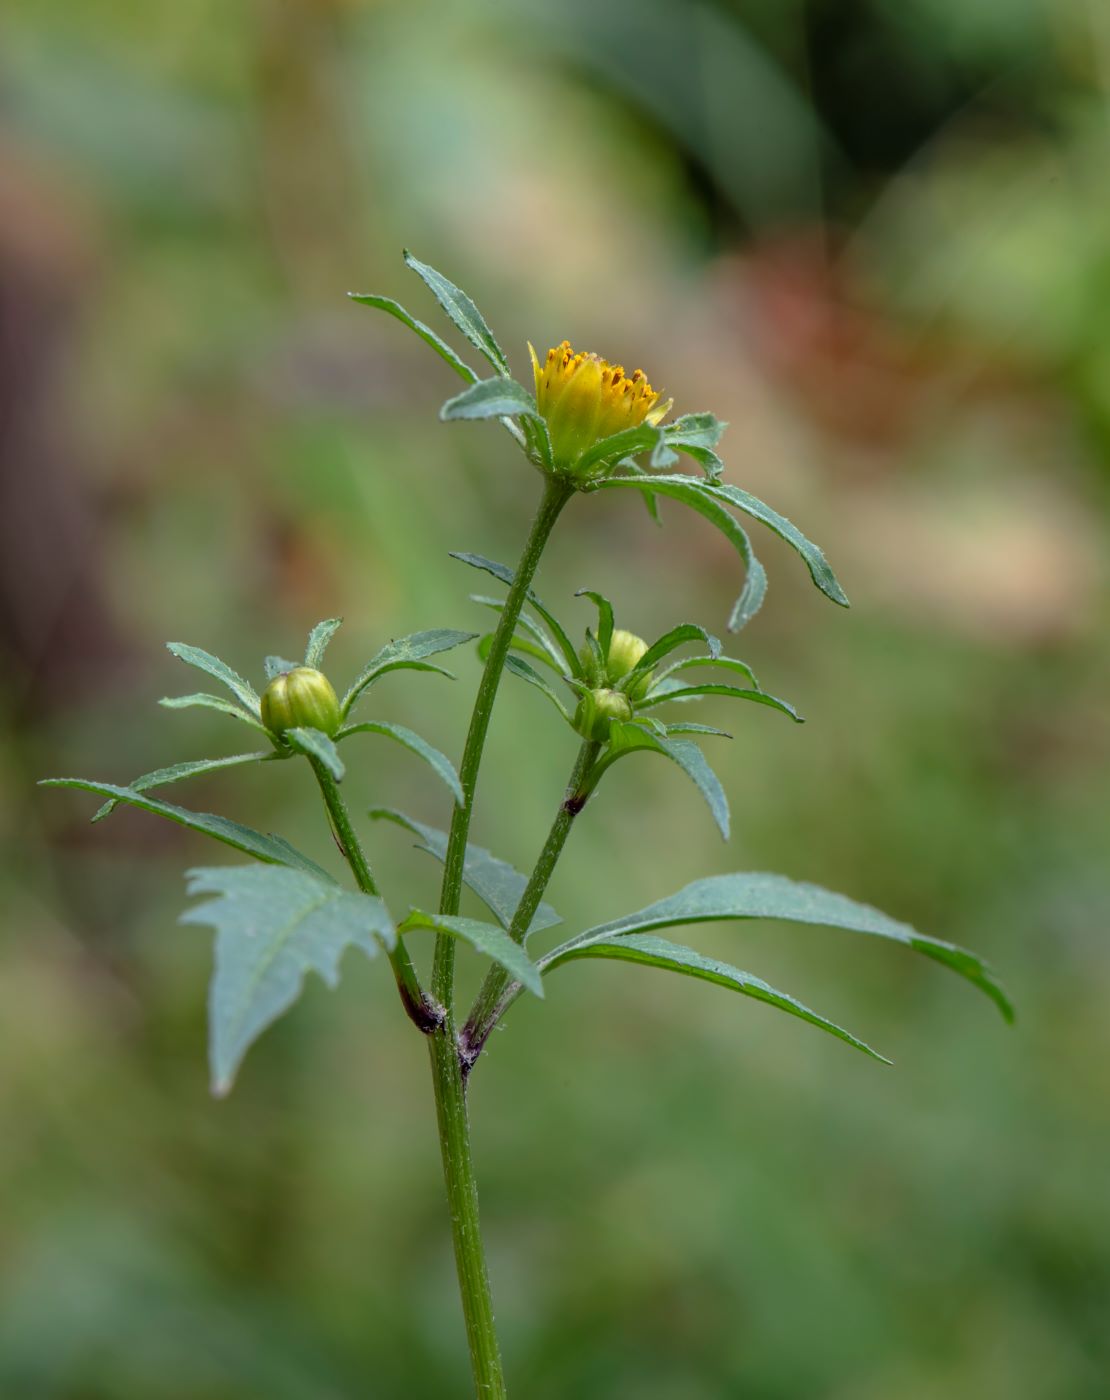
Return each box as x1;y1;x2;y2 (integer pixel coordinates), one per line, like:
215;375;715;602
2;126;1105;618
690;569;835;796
3;1;1108;1396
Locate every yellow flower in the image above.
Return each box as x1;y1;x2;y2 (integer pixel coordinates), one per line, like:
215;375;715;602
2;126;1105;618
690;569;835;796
529;340;672;476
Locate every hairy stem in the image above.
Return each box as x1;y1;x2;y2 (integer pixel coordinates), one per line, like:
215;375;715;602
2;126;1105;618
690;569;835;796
462;739;600;1066
309;757;441;1033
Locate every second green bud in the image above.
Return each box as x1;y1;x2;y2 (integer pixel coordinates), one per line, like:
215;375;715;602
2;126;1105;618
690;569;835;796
573;687;633;743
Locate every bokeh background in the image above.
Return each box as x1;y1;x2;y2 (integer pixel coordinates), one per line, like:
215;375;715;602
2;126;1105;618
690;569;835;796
4;1;1109;1396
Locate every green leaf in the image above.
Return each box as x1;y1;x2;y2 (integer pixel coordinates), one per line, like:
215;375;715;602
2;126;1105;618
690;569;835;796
403;251;510;376
575;589;614;655
592;476;768;631
478;630;565;675
166;643;260;715
369;809;560;936
702;480;849;608
182;864;394;1095
651;653;761;691
401;911;543;998
348;292;477;383
662;722;733;738
440;376;539;423
552;873;1013;1021
304;618;343;669
285;727;345;782
91;752;271;823
504;655;571;721
545;933;887;1062
618;624;721;695
263;656;300;681
597;723;730;840
471;597;567;671
638;683;802;722
342;629;475;718
159;693;270;734
450;553;581;675
574;422;664;478
337;721;463;805
40;779;333;879
660;414;728;479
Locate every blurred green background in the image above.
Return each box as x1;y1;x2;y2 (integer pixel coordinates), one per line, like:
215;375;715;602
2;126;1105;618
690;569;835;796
4;1;1109;1396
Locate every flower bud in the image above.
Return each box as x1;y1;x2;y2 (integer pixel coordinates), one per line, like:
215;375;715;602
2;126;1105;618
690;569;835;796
261;666;341;738
573;687;633;743
606;628;653;698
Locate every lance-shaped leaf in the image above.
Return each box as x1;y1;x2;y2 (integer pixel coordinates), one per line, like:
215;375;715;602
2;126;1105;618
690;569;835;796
285;727;345;782
440;376;540;423
651;653;761;691
166;643;261;715
574;422;665;478
594;723;730;840
348;292;477;383
450;553;581;675
503;655;572;721
592;475;768;631
638;683;802;722
576;589;615;655
659;413;728;479
544;933;887;1063
40;779;333;879
617;623;721;696
342;629;475;718
337;721;463;804
369;809;560;936
91;752;271;823
550;873;1013;1021
304;617;343;669
400;911;544;998
263;656;300;681
470;596;566;671
182;864;394;1095
403;251;510;376
160;693;270;734
479;630;564;675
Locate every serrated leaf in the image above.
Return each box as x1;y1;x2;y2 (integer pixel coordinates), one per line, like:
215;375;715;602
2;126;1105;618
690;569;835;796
41;779;333;879
92;752;270;823
304;618;343;669
401;911;543;997
182;865;394;1095
264;655;300;681
159;693;271;734
348;292;477;383
342;629;475;718
368;809;560;937
638;683;802;722
450;553;580;675
285;727;345;781
552;873;1013;1021
166;643;260;714
597;723;730;840
575;589;614;654
403;251;510;376
337;721;463;804
440;376;539;423
545;933;887;1062
504;655;571;721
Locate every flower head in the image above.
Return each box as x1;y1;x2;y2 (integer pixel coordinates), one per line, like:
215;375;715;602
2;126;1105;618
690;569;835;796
530;341;672;477
261;666;341;738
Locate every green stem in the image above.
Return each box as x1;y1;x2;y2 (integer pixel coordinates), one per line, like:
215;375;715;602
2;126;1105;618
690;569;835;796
462;739;600;1066
309;757;441;1034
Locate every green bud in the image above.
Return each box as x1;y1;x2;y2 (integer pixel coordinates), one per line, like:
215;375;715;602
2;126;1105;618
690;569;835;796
573;687;633;743
261;666;341;738
606;628;652;698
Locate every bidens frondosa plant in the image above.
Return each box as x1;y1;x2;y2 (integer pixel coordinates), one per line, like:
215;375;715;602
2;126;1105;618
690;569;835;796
45;251;1012;1400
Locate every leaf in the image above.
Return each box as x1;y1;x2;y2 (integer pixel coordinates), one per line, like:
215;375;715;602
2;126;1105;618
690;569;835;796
662;722;733;738
659;413;729;479
403;251;510;376
166;643;260;714
552;873;1013;1021
159;693;270;734
651;653;761;691
401;911;543;998
471;598;566;671
450;552;581;675
478;631;565;675
592;476;767;631
575;589;614;655
702;480;849;608
337;721;464;805
91;752;271;823
545;933;887;1062
638;683;802;722
342;629;475;718
596;723;730;840
504;655;571;720
304;618;343;669
618;624;721;696
264;656;300;681
368;809;560;936
285;727;345;782
574;422;664;478
348;292;477;383
40;779;333;879
440;376;539;423
181;864;394;1095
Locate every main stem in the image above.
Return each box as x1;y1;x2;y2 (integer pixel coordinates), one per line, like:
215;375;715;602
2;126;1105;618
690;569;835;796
428;476;573;1398
462;739;600;1064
